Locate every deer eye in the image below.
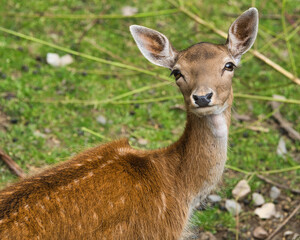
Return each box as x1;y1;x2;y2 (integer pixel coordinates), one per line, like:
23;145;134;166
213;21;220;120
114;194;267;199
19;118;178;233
224;62;236;71
170;69;183;81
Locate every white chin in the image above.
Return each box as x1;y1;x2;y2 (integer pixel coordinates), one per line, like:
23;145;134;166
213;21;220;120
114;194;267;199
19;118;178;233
191;103;228;117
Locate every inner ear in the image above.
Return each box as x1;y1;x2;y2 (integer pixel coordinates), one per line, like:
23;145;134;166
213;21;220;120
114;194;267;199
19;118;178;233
226;8;258;62
130;25;177;68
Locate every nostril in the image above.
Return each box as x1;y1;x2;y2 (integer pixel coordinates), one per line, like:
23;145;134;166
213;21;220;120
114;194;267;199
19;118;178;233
193;92;212;108
205;92;213;100
192;95;199;101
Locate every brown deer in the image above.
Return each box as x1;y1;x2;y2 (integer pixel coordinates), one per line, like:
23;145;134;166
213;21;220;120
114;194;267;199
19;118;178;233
0;8;258;239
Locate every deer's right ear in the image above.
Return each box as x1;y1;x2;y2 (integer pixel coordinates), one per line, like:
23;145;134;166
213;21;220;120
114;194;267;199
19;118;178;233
130;25;177;68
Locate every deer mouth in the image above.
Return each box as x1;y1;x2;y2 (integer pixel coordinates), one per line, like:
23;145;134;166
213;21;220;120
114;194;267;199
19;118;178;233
191;102;228;116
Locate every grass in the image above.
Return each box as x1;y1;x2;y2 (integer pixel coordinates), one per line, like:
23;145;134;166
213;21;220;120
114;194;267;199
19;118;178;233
0;0;299;236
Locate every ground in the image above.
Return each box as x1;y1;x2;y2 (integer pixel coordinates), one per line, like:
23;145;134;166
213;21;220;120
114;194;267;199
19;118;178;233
0;0;299;239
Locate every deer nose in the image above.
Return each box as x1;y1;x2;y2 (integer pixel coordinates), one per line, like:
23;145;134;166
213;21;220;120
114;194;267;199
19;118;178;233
192;92;213;107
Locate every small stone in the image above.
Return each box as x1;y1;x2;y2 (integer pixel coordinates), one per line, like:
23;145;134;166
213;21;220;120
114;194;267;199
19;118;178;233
208;194;222;203
243;198;251;205
138;138;148;145
254;203;276;219
35;55;43;62
252;226;268;239
284;231;293;237
282;204;290;212
252;193;265;206
0;72;6;79
121;6;138;16
292;233;299;240
77;129;84;136
225;199;242;216
274;211;283;219
232;180;251;200
243;132;249;138
218;202;226;211
10;118;18;124
276;136;287;156
270;186;281;200
129;111;135;116
21;65;29;72
59;54;73;66
96;115;107;125
47;53;60;67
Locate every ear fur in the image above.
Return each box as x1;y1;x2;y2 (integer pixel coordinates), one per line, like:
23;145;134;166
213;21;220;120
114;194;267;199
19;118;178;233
130;25;177;68
227;8;259;63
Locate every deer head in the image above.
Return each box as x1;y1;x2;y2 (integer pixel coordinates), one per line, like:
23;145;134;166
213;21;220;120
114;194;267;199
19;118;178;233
130;8;258;118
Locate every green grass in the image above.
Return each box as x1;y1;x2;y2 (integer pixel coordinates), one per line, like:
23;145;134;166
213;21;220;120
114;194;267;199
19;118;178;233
191;208;235;233
0;0;299;236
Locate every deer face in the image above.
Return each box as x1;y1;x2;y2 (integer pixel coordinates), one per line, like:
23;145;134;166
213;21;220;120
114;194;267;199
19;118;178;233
172;43;235;116
130;8;258;117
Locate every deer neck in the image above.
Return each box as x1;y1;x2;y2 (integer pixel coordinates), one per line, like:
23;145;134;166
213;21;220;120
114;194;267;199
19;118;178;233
171;106;231;203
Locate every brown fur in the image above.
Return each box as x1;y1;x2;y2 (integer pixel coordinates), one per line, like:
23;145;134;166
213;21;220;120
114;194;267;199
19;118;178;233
0;51;232;239
0;9;258;239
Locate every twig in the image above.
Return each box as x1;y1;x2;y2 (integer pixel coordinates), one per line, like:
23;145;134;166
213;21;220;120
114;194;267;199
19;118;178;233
257;174;300;194
260;165;300;174
166;0;300;85
86;39;129;64
249;49;300;85
0;26;172;83
266;203;300;240
0;148;26;178
225;165;250;175
3;9;179;20
231;105;281;135
234;93;300;105
76;19;99;48
81;127;111;141
29;93;300;106
243;19;300;63
281;0;297;77
270;96;300;141
226;164;300;175
66;67;137;76
30;93;176;106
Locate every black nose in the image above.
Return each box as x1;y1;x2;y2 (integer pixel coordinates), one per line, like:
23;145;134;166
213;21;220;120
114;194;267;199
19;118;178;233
192;92;213;107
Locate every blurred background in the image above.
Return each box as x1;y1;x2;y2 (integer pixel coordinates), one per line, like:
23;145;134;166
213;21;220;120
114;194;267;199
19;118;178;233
0;0;299;239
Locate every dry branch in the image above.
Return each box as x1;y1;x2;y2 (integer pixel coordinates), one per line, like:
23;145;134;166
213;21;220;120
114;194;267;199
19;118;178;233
3;9;179;20
0;148;26;178
257;174;300;194
270;96;300;141
266;203;300;240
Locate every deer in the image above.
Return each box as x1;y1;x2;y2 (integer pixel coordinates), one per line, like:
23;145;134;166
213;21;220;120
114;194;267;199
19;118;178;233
0;8;258;240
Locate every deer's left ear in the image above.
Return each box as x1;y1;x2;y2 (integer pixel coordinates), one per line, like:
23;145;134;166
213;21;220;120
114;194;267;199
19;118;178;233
226;7;258;63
